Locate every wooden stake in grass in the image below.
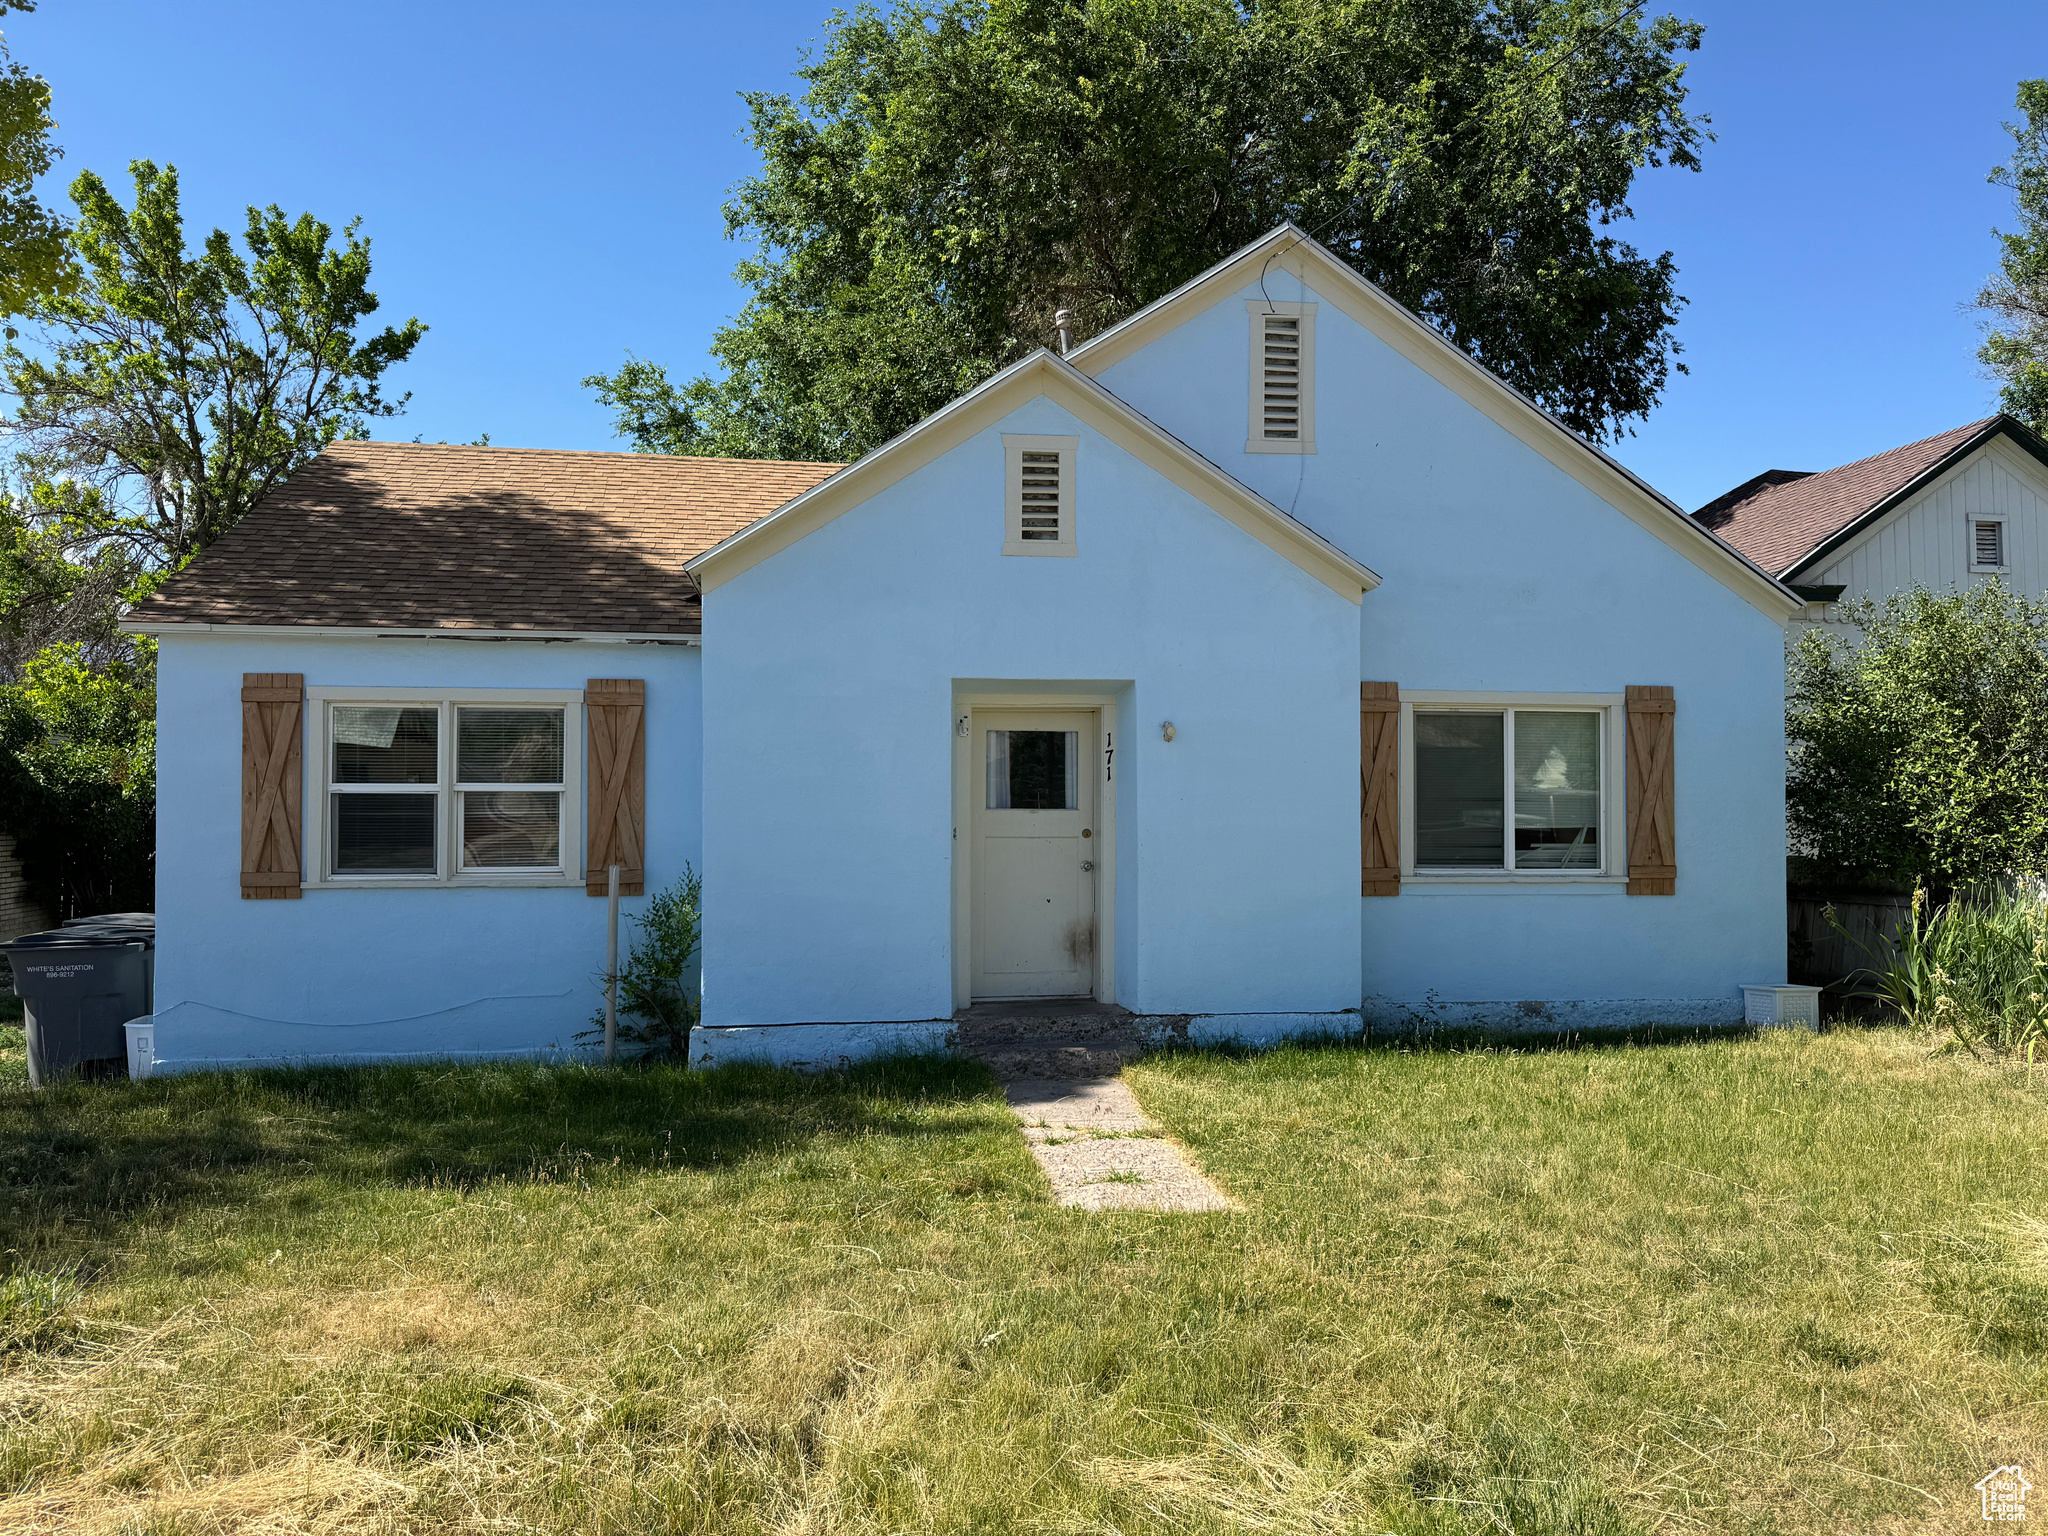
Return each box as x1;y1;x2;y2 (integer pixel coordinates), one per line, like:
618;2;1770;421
605;864;621;1065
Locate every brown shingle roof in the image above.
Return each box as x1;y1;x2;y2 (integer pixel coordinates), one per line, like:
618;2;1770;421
127;440;842;635
1692;420;1997;576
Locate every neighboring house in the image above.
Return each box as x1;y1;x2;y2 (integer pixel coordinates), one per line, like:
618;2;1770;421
124;225;1801;1072
1693;414;2048;626
0;834;47;945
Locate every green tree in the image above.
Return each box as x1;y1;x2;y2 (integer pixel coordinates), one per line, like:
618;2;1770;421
1787;583;2048;893
0;2;72;323
1977;79;2048;432
4;160;425;567
0;639;155;918
588;0;1709;460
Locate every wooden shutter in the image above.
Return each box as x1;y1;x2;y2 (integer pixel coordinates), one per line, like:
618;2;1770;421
1625;685;1676;896
1361;682;1400;897
241;673;304;900
585;678;646;896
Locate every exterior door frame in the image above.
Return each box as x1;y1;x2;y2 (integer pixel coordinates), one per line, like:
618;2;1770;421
952;691;1118;1011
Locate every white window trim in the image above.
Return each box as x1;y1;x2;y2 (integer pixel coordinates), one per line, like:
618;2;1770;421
1246;299;1316;454
304;685;586;890
1969;515;2009;574
1398;690;1627;886
1002;433;1078;557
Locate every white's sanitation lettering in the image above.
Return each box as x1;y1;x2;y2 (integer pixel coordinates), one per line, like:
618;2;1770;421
21;963;97;979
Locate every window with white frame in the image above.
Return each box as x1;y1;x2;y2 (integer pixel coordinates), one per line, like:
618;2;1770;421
1971;517;2007;571
1002;433;1079;556
1247;300;1316;453
312;689;582;885
1409;701;1613;875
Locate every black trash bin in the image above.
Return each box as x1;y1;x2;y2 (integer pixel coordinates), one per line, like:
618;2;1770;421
4;914;154;1087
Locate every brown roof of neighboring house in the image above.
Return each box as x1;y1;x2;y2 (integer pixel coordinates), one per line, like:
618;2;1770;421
1691;418;2007;577
126;440;843;635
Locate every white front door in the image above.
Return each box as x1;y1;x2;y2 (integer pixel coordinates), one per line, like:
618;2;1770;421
971;710;1099;999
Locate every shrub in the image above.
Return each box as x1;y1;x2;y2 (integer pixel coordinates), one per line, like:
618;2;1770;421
587;867;702;1060
1788;582;2048;892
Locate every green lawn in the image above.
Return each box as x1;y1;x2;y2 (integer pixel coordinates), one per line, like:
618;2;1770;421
0;1021;2041;1533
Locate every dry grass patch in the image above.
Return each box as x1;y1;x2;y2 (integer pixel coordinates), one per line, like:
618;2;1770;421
295;1284;526;1359
0;1448;409;1536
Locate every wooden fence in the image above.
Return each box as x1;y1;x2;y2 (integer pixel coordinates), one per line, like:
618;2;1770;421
1788;894;1915;990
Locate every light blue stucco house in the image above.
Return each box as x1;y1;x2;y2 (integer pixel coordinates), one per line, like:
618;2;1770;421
125;226;1802;1072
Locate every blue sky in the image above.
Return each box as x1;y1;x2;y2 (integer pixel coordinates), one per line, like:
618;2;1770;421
17;1;2043;510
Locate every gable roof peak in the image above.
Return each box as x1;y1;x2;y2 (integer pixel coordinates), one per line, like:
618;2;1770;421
685;344;1380;602
1066;223;1800;620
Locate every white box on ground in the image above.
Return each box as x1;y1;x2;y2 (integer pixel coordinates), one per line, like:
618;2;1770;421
124;1016;154;1079
1741;985;1822;1031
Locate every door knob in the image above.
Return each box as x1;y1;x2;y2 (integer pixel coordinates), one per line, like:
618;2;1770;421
1081;860;1095;871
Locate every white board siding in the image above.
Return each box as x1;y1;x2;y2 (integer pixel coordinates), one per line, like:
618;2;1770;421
1800;439;2048;634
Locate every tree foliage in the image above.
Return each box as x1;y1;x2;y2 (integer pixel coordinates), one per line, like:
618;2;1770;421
1787;583;2048;893
0;1;71;323
1977;79;2048;433
589;0;1709;460
0;480;137;680
0;639;154;919
4;160;424;567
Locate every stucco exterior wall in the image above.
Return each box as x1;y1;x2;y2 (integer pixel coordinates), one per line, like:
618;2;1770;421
151;632;701;1069
700;394;1364;1027
1092;271;1789;1022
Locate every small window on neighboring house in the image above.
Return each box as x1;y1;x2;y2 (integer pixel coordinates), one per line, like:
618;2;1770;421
1247;300;1316;453
1973;519;2007;571
1002;434;1078;556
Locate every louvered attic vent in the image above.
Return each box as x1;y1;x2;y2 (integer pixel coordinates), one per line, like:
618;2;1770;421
1003;433;1078;556
1260;315;1302;440
1019;449;1062;540
1975;519;2006;568
1246;301;1314;453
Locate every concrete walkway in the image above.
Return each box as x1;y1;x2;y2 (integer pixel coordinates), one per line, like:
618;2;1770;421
1003;1078;1233;1213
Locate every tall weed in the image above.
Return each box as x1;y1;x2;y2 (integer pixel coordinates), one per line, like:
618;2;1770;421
1853;884;2048;1055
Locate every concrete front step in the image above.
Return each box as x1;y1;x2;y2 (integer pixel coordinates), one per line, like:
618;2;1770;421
953;999;1147;1080
953;1000;1133;1045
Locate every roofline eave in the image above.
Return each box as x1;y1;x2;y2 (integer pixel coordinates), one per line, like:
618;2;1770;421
123;619;702;645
